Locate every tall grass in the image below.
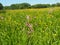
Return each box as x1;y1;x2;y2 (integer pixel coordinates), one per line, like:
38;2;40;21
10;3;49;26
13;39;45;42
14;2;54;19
0;7;60;45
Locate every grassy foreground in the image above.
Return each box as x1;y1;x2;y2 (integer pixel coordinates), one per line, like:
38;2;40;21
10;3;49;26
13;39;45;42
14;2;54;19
0;7;60;45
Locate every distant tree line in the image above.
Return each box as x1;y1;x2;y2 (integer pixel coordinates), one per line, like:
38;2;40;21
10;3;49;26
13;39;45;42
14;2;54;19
0;3;3;10
0;3;60;10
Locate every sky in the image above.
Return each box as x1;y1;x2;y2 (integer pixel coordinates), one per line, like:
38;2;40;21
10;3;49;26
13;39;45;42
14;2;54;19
0;0;60;6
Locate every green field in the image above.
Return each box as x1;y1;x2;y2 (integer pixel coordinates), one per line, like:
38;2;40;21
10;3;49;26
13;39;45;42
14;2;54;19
0;7;60;45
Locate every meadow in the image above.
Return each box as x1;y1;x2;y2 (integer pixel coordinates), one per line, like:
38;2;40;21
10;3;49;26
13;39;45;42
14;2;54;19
0;7;60;45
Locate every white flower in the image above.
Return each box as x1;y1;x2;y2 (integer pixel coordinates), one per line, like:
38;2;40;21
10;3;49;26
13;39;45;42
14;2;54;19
0;16;4;20
26;15;30;20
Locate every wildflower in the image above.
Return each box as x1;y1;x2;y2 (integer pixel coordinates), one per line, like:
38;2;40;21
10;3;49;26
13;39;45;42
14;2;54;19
26;15;30;20
26;22;34;34
48;8;54;14
0;16;4;20
26;22;33;30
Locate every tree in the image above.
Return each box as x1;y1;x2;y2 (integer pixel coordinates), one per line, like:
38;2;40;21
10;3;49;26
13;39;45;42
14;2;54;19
51;4;56;7
4;6;10;9
10;4;19;9
19;3;31;9
31;4;50;8
56;3;60;6
0;3;3;10
10;3;31;9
